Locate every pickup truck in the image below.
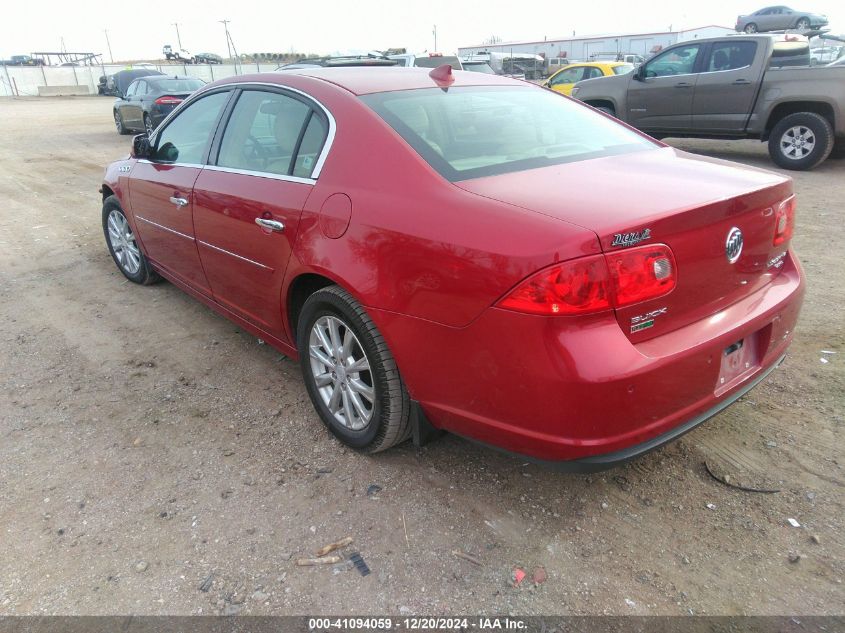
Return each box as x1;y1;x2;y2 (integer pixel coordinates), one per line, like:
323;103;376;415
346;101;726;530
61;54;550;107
571;34;845;170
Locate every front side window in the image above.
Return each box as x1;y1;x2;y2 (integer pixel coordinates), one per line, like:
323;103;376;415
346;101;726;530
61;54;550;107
362;86;656;182
152;91;230;164
643;45;701;77
550;67;585;85
216;90;312;176
125;81;138;97
706;42;757;72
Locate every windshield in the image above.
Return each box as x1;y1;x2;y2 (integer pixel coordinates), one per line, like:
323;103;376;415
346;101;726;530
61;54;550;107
612;64;636;75
361;86;656;181
150;78;205;92
462;62;495;74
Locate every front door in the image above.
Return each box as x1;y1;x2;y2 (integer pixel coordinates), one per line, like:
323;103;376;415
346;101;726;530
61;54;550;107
627;44;702;131
128;90;232;294
193;88;330;338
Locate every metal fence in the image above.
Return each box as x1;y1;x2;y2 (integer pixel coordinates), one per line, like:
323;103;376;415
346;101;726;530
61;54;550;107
0;62;275;97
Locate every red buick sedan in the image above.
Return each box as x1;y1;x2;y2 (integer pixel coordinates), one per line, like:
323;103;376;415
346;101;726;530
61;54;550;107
100;66;805;470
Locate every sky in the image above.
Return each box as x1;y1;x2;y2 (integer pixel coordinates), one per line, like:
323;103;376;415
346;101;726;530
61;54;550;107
1;0;843;61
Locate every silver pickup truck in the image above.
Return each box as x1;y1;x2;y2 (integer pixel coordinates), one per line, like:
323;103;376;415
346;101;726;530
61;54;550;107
571;34;845;170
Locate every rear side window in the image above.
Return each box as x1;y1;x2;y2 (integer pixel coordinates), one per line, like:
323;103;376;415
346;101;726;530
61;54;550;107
216;89;329;179
706;41;757;71
362;86;656;181
153;91;230;164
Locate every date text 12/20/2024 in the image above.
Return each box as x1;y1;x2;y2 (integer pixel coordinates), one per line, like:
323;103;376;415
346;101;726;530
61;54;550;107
308;617;527;630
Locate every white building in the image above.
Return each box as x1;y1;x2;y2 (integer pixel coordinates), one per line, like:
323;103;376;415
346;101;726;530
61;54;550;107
458;25;736;61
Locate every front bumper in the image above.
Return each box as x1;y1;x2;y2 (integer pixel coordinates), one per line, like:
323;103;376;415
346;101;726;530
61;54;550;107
375;250;805;465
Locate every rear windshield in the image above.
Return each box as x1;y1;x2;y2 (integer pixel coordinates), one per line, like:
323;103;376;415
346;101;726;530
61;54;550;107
463;62;495;74
612;64;636;75
149;78;205;92
361;86;656;181
414;56;461;70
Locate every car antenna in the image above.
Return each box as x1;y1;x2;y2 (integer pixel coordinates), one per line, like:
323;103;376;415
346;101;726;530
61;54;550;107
429;63;454;85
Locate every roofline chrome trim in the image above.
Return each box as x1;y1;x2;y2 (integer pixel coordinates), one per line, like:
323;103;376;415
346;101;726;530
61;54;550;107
202;165;316;186
135;215;195;242
197;239;274;271
147;81;336;180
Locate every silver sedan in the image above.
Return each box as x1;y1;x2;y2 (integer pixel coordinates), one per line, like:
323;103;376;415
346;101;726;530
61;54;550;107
736;6;828;33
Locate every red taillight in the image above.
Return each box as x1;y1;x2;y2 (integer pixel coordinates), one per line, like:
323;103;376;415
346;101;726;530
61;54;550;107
497;244;676;316
605;244;676;307
497;254;611;315
155;96;183;105
773;195;795;246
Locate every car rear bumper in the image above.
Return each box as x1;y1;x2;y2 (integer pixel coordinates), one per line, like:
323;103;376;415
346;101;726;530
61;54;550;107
375;249;805;465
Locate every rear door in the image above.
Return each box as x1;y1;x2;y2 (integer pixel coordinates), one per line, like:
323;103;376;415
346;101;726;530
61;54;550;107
128;90;232;294
192;87;330;338
627;43;703;131
692;40;761;133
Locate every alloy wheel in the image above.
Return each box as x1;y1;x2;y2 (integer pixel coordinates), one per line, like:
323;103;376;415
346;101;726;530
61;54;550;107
106;209;141;275
144;116;154;137
114;111;123;133
780;125;816;160
744;24;758;33
308;315;375;431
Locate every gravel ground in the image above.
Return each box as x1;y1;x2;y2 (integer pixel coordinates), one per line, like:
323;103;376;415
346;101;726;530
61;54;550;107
0;96;842;616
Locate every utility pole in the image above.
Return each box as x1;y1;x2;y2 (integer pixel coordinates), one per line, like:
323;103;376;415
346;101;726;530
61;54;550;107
433;25;438;52
220;20;233;61
172;23;182;49
104;29;114;63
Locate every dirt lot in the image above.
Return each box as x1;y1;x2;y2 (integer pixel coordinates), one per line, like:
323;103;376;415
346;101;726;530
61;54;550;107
0;96;842;616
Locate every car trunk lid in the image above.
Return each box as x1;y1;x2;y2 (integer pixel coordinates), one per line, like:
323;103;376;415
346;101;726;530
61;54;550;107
455;147;794;341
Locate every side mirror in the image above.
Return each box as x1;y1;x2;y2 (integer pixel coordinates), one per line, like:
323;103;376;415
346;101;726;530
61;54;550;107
131;134;152;159
633;66;645;81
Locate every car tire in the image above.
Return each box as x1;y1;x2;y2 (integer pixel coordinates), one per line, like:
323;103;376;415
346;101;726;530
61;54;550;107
744;23;758;33
768;112;834;171
297;285;411;453
114;110;130;135
796;17;810;30
102;195;159;285
143;114;154;137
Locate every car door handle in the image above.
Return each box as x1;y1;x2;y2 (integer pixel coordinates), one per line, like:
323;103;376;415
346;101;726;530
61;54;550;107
169;196;188;207
733;79;751;85
674;82;692;88
255;218;285;232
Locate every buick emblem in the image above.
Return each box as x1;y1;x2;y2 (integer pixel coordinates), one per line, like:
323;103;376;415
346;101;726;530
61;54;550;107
725;227;743;264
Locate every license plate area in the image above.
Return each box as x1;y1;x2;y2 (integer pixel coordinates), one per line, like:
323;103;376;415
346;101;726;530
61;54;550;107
716;332;761;396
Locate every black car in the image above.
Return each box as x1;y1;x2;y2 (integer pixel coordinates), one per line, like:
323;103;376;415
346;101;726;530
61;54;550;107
113;75;205;135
